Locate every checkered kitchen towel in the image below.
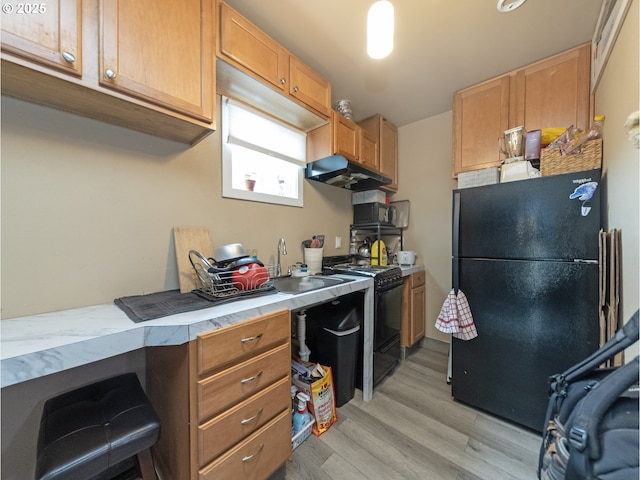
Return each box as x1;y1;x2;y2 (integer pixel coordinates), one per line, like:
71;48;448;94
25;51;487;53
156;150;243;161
435;289;478;340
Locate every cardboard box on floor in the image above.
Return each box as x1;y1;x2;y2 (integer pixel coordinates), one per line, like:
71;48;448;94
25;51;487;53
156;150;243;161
291;359;337;436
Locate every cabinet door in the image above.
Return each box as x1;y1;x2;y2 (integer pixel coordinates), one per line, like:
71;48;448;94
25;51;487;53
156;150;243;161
218;1;287;92
358;127;379;170
333;111;358;161
289;55;331;118
1;0;81;75
357;113;398;190
100;0;215;122
379;118;398;191
512;43;591;132
401;278;411;347
453;75;510;176
410;284;426;345
401;273;426;347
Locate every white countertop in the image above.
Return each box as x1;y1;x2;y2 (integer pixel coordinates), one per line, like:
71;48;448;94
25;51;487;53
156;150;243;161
1;266;424;390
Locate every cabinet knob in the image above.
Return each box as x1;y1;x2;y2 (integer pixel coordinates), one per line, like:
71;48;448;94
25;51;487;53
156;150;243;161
241;444;264;462
61;51;75;63
280;77;286;85
240;408;264;425
293;86;299;93
240;371;263;384
240;333;263;343
104;69;117;80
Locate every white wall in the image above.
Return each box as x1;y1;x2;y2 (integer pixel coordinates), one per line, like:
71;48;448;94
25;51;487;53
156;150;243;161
397;111;457;343
1;96;354;319
594;0;639;357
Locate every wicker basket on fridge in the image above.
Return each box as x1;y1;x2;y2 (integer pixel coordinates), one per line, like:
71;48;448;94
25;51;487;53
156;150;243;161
540;138;602;176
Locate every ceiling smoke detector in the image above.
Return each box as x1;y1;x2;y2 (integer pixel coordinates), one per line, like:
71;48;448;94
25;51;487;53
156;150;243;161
497;0;527;12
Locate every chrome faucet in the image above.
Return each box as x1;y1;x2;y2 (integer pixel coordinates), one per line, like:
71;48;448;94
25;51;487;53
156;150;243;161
276;237;287;277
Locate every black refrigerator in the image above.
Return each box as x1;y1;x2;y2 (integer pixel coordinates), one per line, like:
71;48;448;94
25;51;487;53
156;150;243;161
451;169;601;432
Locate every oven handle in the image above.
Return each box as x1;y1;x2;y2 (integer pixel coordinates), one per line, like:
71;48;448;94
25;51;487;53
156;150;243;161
376;282;404;293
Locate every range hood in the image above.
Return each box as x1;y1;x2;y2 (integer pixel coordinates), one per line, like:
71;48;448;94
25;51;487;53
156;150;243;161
305;155;392;191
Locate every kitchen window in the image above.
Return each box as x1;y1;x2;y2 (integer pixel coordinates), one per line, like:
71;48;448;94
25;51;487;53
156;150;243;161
221;96;305;207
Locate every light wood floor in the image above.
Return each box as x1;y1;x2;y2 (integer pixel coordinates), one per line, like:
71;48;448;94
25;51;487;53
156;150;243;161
285;344;542;480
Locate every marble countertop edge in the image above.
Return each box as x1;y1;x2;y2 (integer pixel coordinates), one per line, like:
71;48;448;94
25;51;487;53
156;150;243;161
1;268;424;388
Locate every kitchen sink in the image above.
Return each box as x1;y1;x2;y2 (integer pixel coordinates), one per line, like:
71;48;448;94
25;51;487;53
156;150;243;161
273;275;351;294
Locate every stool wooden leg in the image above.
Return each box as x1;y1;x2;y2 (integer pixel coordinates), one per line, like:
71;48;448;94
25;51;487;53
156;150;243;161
136;448;157;480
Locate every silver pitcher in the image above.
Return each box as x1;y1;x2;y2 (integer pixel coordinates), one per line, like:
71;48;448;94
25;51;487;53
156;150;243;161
499;126;527;161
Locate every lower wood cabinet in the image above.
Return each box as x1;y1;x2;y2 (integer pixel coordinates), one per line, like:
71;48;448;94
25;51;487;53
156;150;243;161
401;271;426;348
146;309;292;480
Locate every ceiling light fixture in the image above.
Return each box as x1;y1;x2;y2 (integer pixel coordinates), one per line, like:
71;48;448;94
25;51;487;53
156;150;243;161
496;0;527;13
367;1;394;59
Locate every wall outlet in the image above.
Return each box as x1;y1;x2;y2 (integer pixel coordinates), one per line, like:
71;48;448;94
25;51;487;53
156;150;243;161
335;236;342;249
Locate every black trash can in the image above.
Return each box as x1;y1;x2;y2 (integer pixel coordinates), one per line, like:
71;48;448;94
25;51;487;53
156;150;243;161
305;292;362;408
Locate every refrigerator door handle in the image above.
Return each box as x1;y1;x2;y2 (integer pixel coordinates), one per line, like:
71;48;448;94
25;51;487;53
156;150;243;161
453;192;461;294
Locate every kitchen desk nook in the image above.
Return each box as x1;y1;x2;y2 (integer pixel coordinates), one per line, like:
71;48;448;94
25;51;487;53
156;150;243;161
2;275;381;479
2;266;424;478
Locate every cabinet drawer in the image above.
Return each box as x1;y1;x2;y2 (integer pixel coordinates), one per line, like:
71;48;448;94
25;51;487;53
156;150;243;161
199;409;291;480
197;309;289;375
198;377;290;466
198;342;290;421
411;271;425;288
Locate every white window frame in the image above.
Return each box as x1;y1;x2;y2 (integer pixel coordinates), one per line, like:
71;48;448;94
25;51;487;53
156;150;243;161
221;96;305;207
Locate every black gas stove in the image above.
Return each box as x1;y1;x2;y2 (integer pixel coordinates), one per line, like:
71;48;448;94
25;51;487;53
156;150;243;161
322;256;403;291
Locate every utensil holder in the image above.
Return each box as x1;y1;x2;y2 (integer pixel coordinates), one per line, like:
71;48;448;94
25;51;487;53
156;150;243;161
304;248;323;274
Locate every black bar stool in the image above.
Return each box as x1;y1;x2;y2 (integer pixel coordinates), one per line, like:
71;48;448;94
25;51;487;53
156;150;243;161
35;373;161;480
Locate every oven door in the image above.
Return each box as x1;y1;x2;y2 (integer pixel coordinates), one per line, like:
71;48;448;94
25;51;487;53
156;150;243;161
372;283;403;386
374;283;403;350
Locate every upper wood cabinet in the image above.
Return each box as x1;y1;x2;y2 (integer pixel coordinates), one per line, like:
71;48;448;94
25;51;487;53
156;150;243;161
359;126;379;170
0;0;82;76
308;110;378;168
217;1;331;127
218;2;287;92
1;0;215;144
100;0;215;122
453;76;510;175
358;114;398;192
332;111;359;160
511;44;591;133
452;43;591;177
288;55;332;119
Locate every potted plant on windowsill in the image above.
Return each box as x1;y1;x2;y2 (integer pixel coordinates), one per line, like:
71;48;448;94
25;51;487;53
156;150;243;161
244;172;257;191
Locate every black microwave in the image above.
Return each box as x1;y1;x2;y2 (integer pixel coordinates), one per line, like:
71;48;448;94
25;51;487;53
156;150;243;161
353;202;395;225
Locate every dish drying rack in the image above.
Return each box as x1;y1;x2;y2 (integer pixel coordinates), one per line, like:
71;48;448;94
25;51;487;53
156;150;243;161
189;250;277;298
